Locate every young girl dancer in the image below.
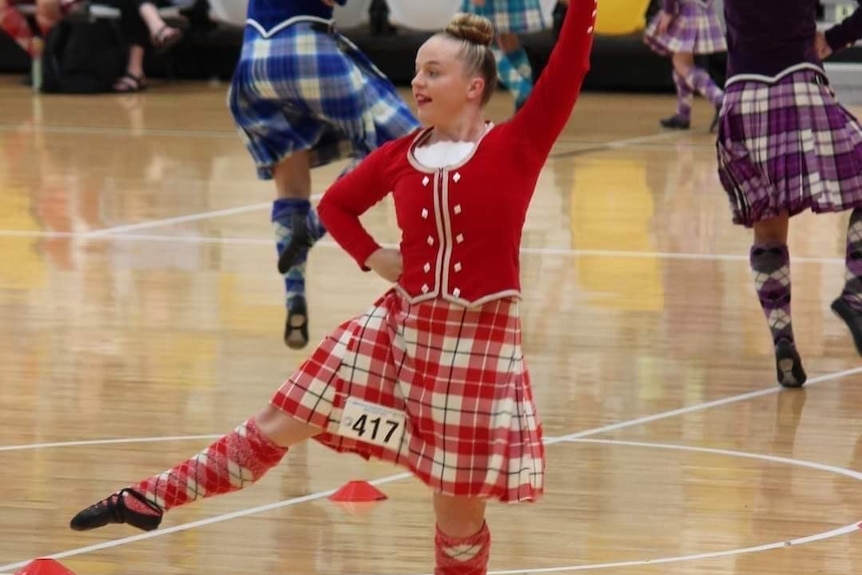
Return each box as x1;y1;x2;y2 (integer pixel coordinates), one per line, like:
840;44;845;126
715;0;862;386
229;0;419;349
68;1;597;573
644;0;726;131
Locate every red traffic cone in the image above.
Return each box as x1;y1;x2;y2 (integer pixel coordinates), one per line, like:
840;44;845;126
14;559;77;575
328;480;388;503
329;480;388;515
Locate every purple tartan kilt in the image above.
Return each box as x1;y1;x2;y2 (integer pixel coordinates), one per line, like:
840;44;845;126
716;68;862;227
643;0;726;56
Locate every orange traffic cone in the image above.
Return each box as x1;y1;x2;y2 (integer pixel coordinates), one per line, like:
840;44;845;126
328;480;388;515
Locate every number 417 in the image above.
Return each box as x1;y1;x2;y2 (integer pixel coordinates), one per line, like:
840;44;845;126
352;414;400;442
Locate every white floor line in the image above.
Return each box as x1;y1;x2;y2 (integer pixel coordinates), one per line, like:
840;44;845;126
0;362;860;572
548;364;862;444
0;472;414;573
0;124;695;149
0;124;240;139
575;130;683;151
0;435;222;453
0;228;851;267
83;203;270;237
73;131;681;236
448;518;861;574
85;193;326;237
360;438;862;575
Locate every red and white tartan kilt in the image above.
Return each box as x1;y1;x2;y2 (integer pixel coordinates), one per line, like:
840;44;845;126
270;288;544;503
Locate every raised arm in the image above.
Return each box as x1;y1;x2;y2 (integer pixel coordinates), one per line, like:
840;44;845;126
825;1;862;53
505;0;597;161
317;142;395;271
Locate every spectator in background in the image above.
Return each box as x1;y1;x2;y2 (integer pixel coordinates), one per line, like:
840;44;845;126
108;0;183;91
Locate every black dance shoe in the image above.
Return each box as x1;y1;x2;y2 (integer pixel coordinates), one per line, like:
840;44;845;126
831;296;862;356
659;114;691;130
69;488;163;532
774;339;807;388
284;294;309;350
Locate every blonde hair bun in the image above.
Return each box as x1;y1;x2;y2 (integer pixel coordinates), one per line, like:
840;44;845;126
445;13;494;47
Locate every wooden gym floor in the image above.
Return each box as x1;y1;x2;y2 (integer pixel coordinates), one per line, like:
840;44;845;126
0;74;860;575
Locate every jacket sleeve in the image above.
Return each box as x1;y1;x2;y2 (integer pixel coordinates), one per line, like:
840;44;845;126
317;141;397;271
503;0;597;163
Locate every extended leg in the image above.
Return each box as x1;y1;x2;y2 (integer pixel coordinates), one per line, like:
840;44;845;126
69;406;319;532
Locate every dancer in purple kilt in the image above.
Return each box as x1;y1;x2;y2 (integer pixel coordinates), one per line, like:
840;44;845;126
716;0;862;387
644;0;726;131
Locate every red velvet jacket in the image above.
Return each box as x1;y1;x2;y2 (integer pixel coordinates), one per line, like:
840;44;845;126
318;0;596;306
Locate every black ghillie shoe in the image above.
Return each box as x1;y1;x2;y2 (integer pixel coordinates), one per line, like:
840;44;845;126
284;294;309;350
831;296;862;356
69;488;163;532
659;114;691;130
774;339;806;388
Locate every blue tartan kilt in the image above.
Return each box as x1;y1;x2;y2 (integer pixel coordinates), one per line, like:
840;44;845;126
228;19;420;180
459;0;546;34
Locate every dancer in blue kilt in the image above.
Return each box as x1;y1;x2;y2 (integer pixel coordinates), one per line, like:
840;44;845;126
229;0;420;349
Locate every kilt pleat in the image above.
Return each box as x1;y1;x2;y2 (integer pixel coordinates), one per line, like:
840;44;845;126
271;288;544;503
228;20;418;180
459;0;546;34
716;68;862;227
643;0;726;56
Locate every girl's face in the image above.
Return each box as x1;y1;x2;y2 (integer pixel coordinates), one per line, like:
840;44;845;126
412;36;485;127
